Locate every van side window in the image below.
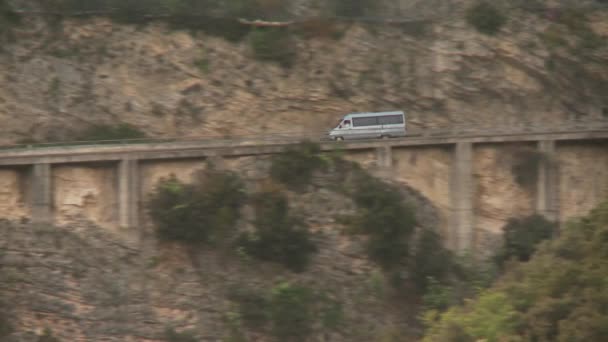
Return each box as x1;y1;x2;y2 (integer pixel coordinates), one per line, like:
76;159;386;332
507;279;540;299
343;120;351;126
379;115;404;125
353;117;379;126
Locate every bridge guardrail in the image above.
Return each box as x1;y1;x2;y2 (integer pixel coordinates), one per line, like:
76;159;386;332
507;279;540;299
1;119;607;152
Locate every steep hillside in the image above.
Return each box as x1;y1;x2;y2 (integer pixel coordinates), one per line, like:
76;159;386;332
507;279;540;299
0;0;606;144
0;147;447;341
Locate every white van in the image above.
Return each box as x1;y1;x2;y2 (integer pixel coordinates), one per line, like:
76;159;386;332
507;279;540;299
328;111;406;141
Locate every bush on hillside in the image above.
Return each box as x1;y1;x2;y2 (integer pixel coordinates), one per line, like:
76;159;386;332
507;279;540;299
511;149;545;190
270;282;314;341
249;27;297;68
230;282;319;341
410;229;453;291
164;328;198;342
147;170;246;244
348;172;417;269
79;123;146;142
228;287;271;329
270;141;325;191
238;187;317;272
466;1;507;35
423;201;608;341
495;214;556;266
0;0;20;38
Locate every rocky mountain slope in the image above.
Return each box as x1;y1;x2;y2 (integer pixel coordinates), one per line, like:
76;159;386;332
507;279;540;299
0;0;606;144
0;153;442;341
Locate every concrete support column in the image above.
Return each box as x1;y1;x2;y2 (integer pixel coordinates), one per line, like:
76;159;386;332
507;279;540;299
449;142;474;253
376;145;393;168
536;140;558;222
118;159;139;228
31;163;52;224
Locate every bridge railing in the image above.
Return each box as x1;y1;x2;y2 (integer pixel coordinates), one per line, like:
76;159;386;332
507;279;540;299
1;119;607;152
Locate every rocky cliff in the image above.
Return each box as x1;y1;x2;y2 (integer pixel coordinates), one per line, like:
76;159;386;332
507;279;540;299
0;155;441;341
0;0;606;144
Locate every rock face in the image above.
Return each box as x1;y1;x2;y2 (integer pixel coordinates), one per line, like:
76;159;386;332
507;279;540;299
53;165;117;229
557;141;608;222
0;169;28;220
473;145;536;254
0;1;606;144
0;158;440;341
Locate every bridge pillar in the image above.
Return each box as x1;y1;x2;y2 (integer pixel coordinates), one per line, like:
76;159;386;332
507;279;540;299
449;142;474;253
536;140;558;222
31;163;52;224
376;145;393;168
118;159;139;228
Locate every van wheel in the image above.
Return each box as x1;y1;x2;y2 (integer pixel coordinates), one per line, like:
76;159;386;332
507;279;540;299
335;136;344;141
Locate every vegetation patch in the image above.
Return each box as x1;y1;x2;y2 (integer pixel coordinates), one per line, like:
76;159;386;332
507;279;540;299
269;282;314;341
164;327;198;342
147;169;245;245
78;123;146;142
230;282;342;341
494;214;556;266
238;186;317;272
249;27;297;68
0;0;19;30
270;141;325;191
465;1;507;35
511;148;545;190
423;200;608;341
347;171;417;270
410;228;453;291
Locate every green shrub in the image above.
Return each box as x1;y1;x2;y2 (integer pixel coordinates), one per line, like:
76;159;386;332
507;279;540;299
410;229;453;291
238;188;317;272
230;282;327;341
164;327;198;342
147;169;246;244
424;201;608;341
423;291;520;342
465;1;507;35
495;214;556;266
249;27;297;67
270;141;325;191
451;253;499;297
0;0;20;37
270;282;314;342
319;295;344;330
79;123;146;142
511;148;545;189
422;277;454;312
348;173;417;269
228;287;270;329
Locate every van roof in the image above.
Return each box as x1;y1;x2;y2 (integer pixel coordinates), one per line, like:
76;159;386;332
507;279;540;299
344;111;404;119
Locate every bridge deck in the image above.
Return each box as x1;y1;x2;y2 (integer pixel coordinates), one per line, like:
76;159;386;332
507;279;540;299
0;128;607;166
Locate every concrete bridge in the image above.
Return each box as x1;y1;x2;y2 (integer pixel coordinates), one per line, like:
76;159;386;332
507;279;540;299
1;122;608;253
